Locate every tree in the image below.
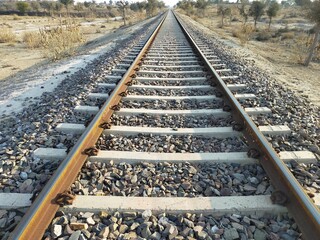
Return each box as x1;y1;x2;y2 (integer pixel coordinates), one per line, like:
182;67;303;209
196;0;209;15
88;1;97;16
196;0;209;8
281;0;295;7
177;0;195;16
218;5;231;27
116;0;129;25
0;2;16;11
157;1;166;9
74;2;84;13
238;0;250;25
59;0;74;15
146;0;157;17
55;2;64;14
30;1;41;15
295;0;311;6
130;2;140;11
304;0;320;66
40;1;55;16
249;1;265;29
130;2;146;12
266;1;280;29
16;2;29;15
84;1;91;8
228;5;238;25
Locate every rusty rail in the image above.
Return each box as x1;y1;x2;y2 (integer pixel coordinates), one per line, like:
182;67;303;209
173;11;320;239
8;13;167;240
8;10;319;240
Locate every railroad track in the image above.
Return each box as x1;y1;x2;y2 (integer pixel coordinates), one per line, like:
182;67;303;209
6;11;319;239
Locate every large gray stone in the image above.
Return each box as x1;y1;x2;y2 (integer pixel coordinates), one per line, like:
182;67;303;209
69;230;81;240
254;229;267;240
223;228;239;240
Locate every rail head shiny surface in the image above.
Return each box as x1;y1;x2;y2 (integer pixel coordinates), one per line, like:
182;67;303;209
173;11;320;239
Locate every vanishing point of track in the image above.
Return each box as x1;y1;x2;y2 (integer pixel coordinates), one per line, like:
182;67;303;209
9;11;320;239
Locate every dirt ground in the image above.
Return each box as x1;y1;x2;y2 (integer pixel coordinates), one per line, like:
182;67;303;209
179;7;320;107
0;15;154;116
0;14;141;81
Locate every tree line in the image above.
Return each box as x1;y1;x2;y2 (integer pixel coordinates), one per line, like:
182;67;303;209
117;0;166;25
176;0;320;66
0;0;166;20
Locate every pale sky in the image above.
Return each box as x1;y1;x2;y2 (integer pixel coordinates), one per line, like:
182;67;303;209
149;0;179;7
164;0;179;7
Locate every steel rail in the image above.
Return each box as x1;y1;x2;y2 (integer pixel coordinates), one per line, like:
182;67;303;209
173;11;320;239
8;13;167;240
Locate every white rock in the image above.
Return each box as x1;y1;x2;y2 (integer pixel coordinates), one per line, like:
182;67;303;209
19;172;28;180
82;212;94;219
142;209;152;220
211;225;219;233
52;224;62;238
86;217;95;225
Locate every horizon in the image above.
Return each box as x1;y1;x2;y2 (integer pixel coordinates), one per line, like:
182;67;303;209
74;0;180;7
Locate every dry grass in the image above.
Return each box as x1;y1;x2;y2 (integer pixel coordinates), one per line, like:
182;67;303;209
281;32;295;40
22;23;85;60
232;25;255;45
39;23;85;60
0;13;147;81
84;17;96;22
256;30;273;41
133;11;147;22
23;32;42;49
287;33;318;63
81;27;97;35
12;14;21;21
184;5;319;64
0;28;16;43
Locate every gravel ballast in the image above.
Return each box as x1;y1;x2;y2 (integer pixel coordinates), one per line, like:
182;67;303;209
42;211;301;240
119;99;224;110
111;114;234;128
72;161;271;197
136;79;210;86
97;134;246;153
127;88;215;96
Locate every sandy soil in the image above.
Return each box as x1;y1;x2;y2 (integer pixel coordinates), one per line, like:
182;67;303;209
0;44;44;80
0;16;155;116
0;15;136;81
179;12;320;107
